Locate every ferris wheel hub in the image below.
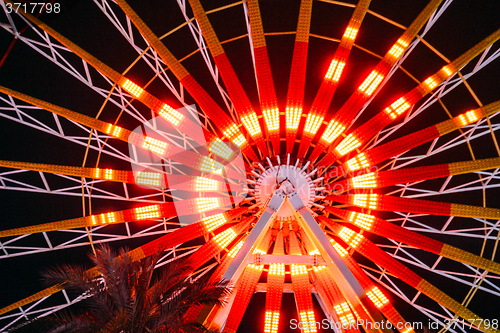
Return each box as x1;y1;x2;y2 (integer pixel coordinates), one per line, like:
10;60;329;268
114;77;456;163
254;164;315;220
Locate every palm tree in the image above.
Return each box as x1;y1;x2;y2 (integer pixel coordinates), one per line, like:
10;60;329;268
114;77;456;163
12;245;228;332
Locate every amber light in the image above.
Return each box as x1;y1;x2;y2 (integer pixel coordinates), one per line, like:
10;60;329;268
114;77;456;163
366;286;389;308
321;121;345;144
325;59;345;82
346;153;370;171
201;213;227;232
142;136;168;155
159;104;183;126
223;124;247;147
335;133;361;156
304;114;324;135
358;70;384;96
195;197;220;213
121;79;144;98
286;107;302;130
263;108;280;132
213;228;237;249
241;112;262;137
135;205;160;220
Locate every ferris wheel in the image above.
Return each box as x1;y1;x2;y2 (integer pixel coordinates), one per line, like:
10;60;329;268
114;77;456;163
0;0;500;332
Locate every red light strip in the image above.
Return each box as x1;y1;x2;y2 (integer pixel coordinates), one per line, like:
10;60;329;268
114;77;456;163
308;0;445;162
328;193;500;220
320;30;500;164
289;230;317;333
285;0;313;154
186;0;268;158
264;231;285;333
333;157;500;191
247;0;281;155
223;230;272;333
326;208;500;275
0;198;241;238
297;0;370;158
320;219;492;331
326;235;416;331
0;207;247;316
330;100;500;175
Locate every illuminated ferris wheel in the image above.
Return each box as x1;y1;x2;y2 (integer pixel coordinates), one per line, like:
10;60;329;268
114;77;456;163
0;0;500;332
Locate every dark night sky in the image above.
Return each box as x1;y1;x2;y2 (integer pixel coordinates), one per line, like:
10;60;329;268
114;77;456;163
0;0;500;332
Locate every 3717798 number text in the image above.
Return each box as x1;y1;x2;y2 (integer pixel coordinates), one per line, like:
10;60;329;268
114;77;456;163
4;2;61;14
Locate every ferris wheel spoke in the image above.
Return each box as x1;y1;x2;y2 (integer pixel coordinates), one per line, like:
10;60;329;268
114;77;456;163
309;0;445;162
332;157;500;192
325;220;494;332
298;0;371;159
112;0;260;162
245;0;281;155
320;28;500;166
336;100;500;177
5;2;221;150
186;0;268;158
284;0;313;154
325;208;500;276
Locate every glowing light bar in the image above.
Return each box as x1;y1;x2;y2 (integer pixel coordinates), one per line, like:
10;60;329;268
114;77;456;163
402;327;415;333
308;249;320;256
321;121;345;144
228;240;245;258
200;156;223;175
263;108;280;132
142;136;167;155
325;59;345;82
338;227;364;248
384;97;411;119
299;311;317;333
351;172;376;188
195;177;218;191
105;124;123;138
335;133;361;156
366;286;389;308
312;265;326;272
135;205;160;220
343;26;358;40
334;302;355;326
291;264;308;276
213;228;238;249
424;77;438;90
304;114;324;135
264;311;280;333
195;197;220;213
286;107;302;130
331;240;348;257
388;39;408;59
91;212;116;225
104;169;113;180
353;193;378;209
136;171;161;187
358;70;384;96
209;139;233;160
348;211;374;231
201;213;227;232
269;263;285;276
121;79;144;98
346;153;370;171
223;124;247;147
441;65;453;77
159;104;183;126
241;112;262;137
458;110;478;126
